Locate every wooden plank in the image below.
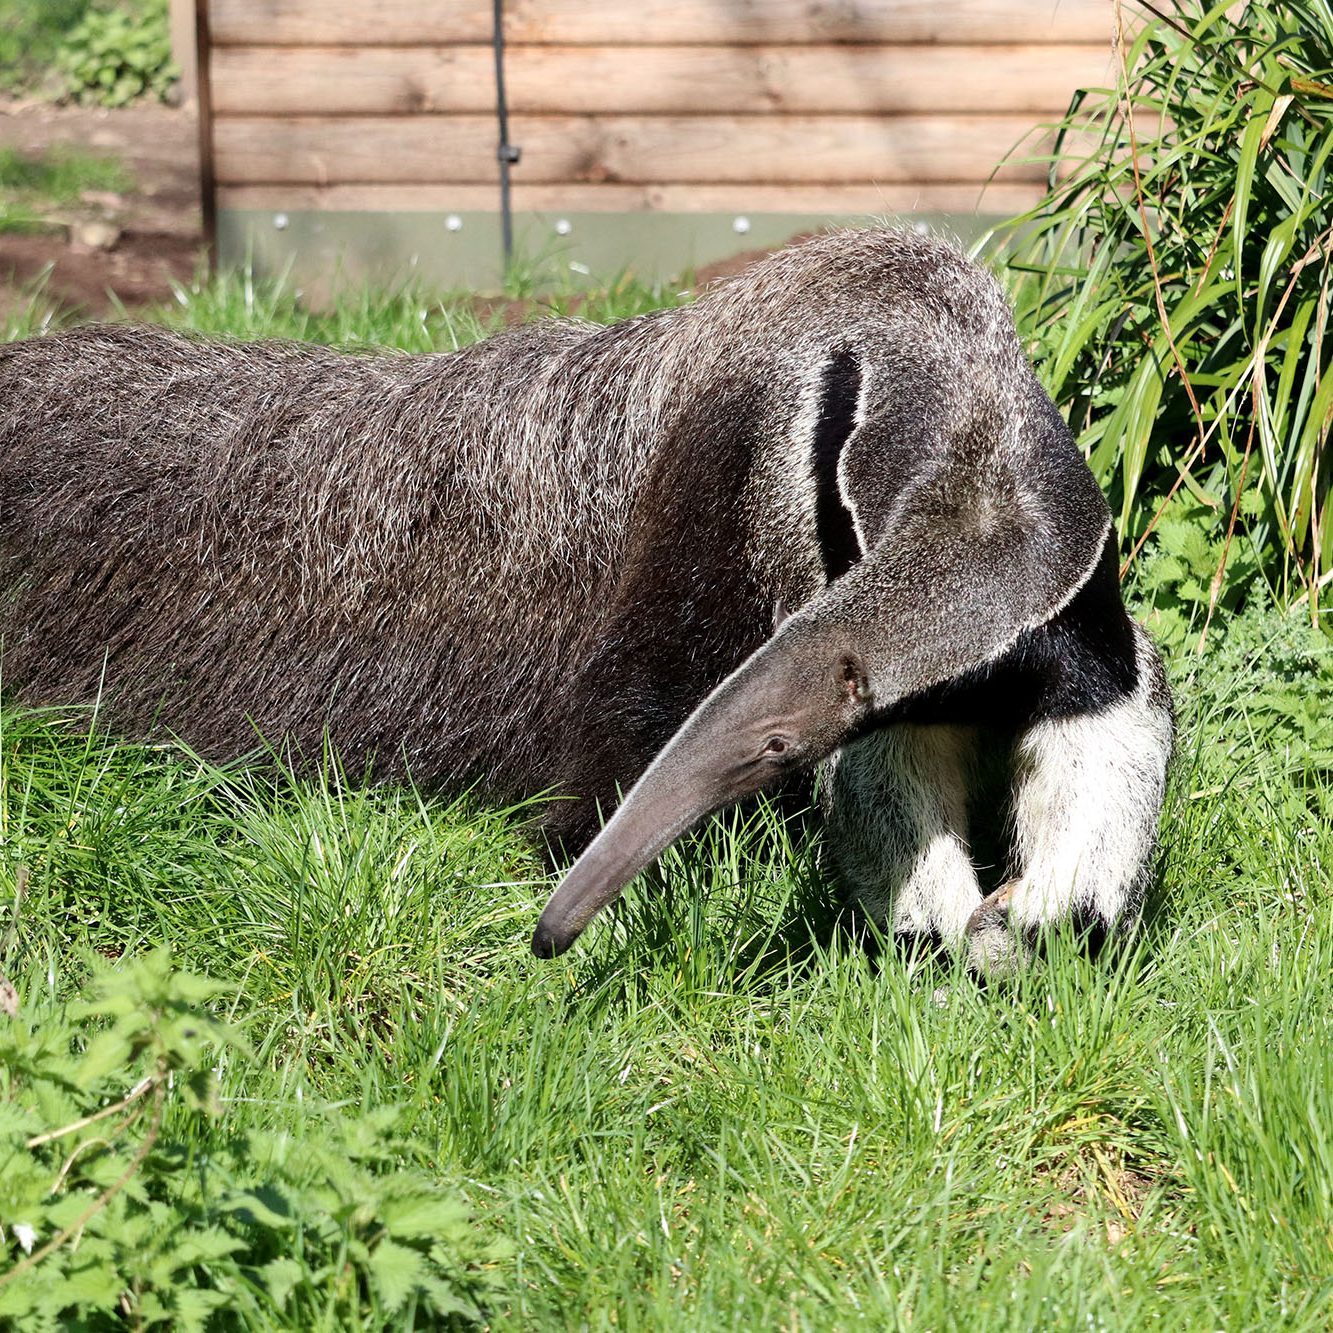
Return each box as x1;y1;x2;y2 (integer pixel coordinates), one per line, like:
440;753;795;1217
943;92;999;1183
213;114;1062;185
169;0;198;104
209;0;1125;47
211;44;1114;116
218;181;1046;214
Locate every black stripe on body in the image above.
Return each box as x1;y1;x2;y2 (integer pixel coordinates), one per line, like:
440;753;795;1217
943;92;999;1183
810;350;864;583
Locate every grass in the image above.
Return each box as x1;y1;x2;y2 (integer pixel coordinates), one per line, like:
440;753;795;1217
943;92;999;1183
3;272;1333;1327
4;626;1332;1327
0;143;134;234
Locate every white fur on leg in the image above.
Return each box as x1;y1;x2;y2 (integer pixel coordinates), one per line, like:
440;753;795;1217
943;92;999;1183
821;724;982;942
1006;626;1173;933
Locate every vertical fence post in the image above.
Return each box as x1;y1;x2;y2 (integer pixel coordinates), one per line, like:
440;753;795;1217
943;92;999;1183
193;0;216;262
168;0;198;105
492;0;520;274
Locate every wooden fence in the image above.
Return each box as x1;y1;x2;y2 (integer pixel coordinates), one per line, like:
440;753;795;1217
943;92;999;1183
200;0;1123;219
189;1;1131;285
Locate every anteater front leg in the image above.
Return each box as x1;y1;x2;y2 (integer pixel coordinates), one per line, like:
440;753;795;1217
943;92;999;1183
966;624;1174;973
821;724;983;943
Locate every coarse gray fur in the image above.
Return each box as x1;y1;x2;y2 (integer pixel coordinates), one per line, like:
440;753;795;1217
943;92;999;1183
0;227;1174;963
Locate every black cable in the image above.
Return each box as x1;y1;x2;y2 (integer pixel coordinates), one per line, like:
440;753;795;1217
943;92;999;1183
492;0;520;270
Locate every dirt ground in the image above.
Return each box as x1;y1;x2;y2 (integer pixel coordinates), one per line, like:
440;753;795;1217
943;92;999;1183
0;98;202;319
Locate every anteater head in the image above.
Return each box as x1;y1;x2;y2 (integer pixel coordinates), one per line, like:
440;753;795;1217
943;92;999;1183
533;233;1084;958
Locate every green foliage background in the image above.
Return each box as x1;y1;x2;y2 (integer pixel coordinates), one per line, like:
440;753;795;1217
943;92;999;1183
0;0;175;105
997;0;1333;623
57;0;175;107
0;144;134;236
0;0;93;95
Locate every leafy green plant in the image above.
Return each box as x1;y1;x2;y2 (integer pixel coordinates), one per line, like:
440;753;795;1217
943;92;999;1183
1171;597;1333;787
995;0;1333;621
0;951;508;1329
57;0;176;107
1133;493;1264;652
0;0;93;95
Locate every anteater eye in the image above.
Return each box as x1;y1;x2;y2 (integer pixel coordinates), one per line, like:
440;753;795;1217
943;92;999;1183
762;736;789;758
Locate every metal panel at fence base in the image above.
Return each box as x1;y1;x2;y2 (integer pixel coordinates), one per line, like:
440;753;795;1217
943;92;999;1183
216;209;1001;298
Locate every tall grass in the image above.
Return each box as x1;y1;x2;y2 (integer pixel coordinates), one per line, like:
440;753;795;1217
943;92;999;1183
2;613;1332;1327
995;0;1333;620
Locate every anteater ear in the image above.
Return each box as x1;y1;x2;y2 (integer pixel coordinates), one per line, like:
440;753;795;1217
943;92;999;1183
808;349;864;583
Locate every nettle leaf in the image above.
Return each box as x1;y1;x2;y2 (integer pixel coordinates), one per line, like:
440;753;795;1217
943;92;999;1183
0;1159;51;1216
0;1101;38;1142
219;1186;298;1231
1142;606;1190;652
62;1254;124;1312
368;1238;425;1313
1;1026;83;1092
135;1290;171;1326
0;1281;38;1321
73;1029;135;1087
420;1276;484;1321
170;1225;247;1267
1159;523;1216;574
1240;487;1267;518
77;1146;139;1193
1142;554;1189;589
1;944;502;1328
259;1255;305;1312
340;1104;406;1156
163;1286;230;1333
381;1191;471;1240
45;1190;104;1231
